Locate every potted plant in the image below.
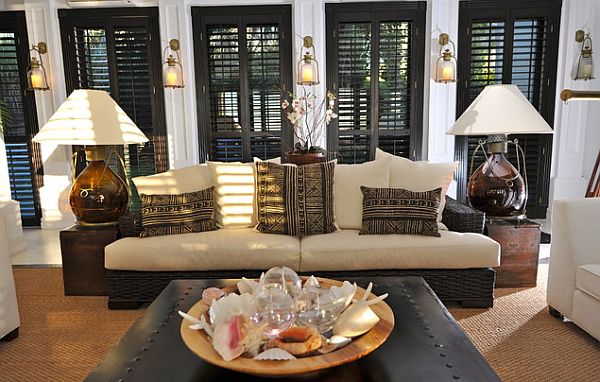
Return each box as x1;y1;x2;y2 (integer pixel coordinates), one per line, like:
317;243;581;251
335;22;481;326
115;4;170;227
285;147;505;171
281;90;337;165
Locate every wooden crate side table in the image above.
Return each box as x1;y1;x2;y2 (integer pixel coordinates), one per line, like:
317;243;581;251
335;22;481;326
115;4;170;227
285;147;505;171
486;218;541;287
60;225;120;296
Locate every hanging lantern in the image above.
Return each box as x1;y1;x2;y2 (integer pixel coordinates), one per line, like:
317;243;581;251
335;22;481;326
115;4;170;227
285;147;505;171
162;39;184;88
297;36;319;86
435;33;457;83
26;42;50;91
575;30;594;81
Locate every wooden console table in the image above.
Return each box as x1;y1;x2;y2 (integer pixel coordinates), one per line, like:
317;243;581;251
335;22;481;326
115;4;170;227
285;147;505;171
60;225;120;296
486;218;541;287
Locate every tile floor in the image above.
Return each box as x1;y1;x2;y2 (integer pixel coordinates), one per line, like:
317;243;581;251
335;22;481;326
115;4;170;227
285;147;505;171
12;227;551;266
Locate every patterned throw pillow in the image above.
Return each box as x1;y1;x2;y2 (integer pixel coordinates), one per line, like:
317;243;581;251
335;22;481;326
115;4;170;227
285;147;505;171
360;186;442;237
139;187;218;238
255;161;337;236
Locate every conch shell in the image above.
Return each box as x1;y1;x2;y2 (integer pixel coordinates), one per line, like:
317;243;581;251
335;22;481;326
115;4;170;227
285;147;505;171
209;293;255;326
332;282;388;338
212;314;263;361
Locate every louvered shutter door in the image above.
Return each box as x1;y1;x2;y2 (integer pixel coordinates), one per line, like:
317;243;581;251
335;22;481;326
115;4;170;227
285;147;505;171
194;7;293;163
457;2;560;218
60;9;168;182
0;13;43;226
326;3;426;164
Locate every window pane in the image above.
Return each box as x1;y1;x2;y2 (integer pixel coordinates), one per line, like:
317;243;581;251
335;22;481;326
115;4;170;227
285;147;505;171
511;18;547;111
337;22;371;163
468;20;505;103
207;26;243;161
0;31;40;225
73;28;110;92
114;26;156;177
247;24;282;159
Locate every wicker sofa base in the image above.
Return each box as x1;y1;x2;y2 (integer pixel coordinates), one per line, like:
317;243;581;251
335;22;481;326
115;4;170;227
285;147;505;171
107;268;495;309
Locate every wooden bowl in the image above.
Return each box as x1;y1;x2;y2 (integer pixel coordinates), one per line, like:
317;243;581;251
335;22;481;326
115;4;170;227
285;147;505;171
180;277;395;377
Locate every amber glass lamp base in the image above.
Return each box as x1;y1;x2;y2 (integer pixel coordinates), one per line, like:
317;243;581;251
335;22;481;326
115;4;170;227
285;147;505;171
468;152;526;218
70;148;128;227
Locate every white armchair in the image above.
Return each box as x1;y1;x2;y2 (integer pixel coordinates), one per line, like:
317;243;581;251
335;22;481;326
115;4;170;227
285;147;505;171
0;218;20;341
547;198;600;341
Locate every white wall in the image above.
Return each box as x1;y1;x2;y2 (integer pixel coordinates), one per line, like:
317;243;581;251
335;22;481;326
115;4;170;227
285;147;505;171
1;0;598;228
549;0;600;213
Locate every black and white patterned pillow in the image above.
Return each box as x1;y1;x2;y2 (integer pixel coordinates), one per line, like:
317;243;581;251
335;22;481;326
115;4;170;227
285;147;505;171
255;161;337;236
360;186;441;237
139;187;218;238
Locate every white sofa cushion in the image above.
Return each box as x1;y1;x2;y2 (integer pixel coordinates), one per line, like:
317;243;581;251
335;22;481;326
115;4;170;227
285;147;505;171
576;264;600;301
375;148;458;223
105;228;300;271
334;158;392;229
207;161;257;229
299;229;500;272
132;164;213;195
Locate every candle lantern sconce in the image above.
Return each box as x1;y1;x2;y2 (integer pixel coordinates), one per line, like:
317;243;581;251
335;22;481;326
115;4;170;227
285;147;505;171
435;33;457;83
575;30;594;81
27;42;50;91
297;36;320;86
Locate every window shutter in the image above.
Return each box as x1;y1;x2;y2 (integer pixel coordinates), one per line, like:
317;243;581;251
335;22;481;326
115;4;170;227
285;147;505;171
0;14;43;227
194;6;293;163
456;2;560;218
326;3;426;164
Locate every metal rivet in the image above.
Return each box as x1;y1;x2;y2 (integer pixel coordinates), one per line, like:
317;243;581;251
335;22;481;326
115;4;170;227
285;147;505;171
134;357;142;362
184;292;189;295
127;368;133;372
118;379;126;382
435;344;444;348
440;352;447;357
416;312;423;316
429;334;435;338
446;363;453;368
154;329;161;334
424;327;431;331
142;347;149;351
452;375;460;380
148;338;154;342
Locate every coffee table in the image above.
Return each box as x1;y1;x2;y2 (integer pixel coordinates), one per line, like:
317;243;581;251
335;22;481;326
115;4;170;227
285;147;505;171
85;277;500;381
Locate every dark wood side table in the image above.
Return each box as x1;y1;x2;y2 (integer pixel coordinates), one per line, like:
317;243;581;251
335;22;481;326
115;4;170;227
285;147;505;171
485;218;541;287
60;225;120;296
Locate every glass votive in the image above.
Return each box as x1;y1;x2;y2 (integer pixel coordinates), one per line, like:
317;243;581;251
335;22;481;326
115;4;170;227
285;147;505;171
252;286;295;338
260;266;302;297
294;286;337;333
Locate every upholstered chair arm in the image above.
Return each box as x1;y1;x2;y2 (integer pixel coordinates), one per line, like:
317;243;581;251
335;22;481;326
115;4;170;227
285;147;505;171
442;196;485;234
547;198;600;318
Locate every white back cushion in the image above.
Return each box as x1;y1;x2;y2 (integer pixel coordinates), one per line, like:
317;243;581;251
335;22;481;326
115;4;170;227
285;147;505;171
132;164;213;195
334;158;392;229
375;148;458;222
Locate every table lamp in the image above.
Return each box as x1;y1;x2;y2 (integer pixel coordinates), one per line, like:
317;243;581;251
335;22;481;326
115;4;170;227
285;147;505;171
33;89;149;226
447;84;553;218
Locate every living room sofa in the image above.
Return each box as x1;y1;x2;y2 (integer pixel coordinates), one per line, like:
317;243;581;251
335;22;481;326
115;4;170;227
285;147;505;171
547;198;600;341
105;156;501;309
0;218;20;341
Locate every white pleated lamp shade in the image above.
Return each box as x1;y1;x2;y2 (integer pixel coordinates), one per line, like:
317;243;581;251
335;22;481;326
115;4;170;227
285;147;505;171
448;84;553;136
32;89;148;145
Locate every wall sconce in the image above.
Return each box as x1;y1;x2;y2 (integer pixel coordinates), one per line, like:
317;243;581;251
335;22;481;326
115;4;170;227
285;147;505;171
435;33;457;83
574;30;594;81
297;36;319;86
162;39;184;88
27;42;50;91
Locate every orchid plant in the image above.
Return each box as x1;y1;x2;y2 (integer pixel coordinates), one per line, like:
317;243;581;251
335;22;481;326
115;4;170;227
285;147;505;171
281;90;338;154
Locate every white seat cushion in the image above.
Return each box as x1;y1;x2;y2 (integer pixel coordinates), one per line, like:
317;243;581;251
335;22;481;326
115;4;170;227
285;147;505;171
299;230;500;272
576;264;600;301
334;158;392;229
105;229;300;271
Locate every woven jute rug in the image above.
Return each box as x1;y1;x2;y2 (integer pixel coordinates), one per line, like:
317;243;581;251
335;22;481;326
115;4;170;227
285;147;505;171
1;265;599;381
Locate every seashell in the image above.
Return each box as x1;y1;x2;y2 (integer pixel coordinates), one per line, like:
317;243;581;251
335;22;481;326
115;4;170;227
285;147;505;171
318;335;351;354
304;275;320;289
329;281;357;312
212;315;249;361
202;287;225;305
254;348;297;360
237;277;260;295
332;282;388;338
209;293;255;326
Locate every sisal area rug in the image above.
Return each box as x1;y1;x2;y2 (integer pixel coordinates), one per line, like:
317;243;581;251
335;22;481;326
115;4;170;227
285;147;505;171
1;265;599;381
